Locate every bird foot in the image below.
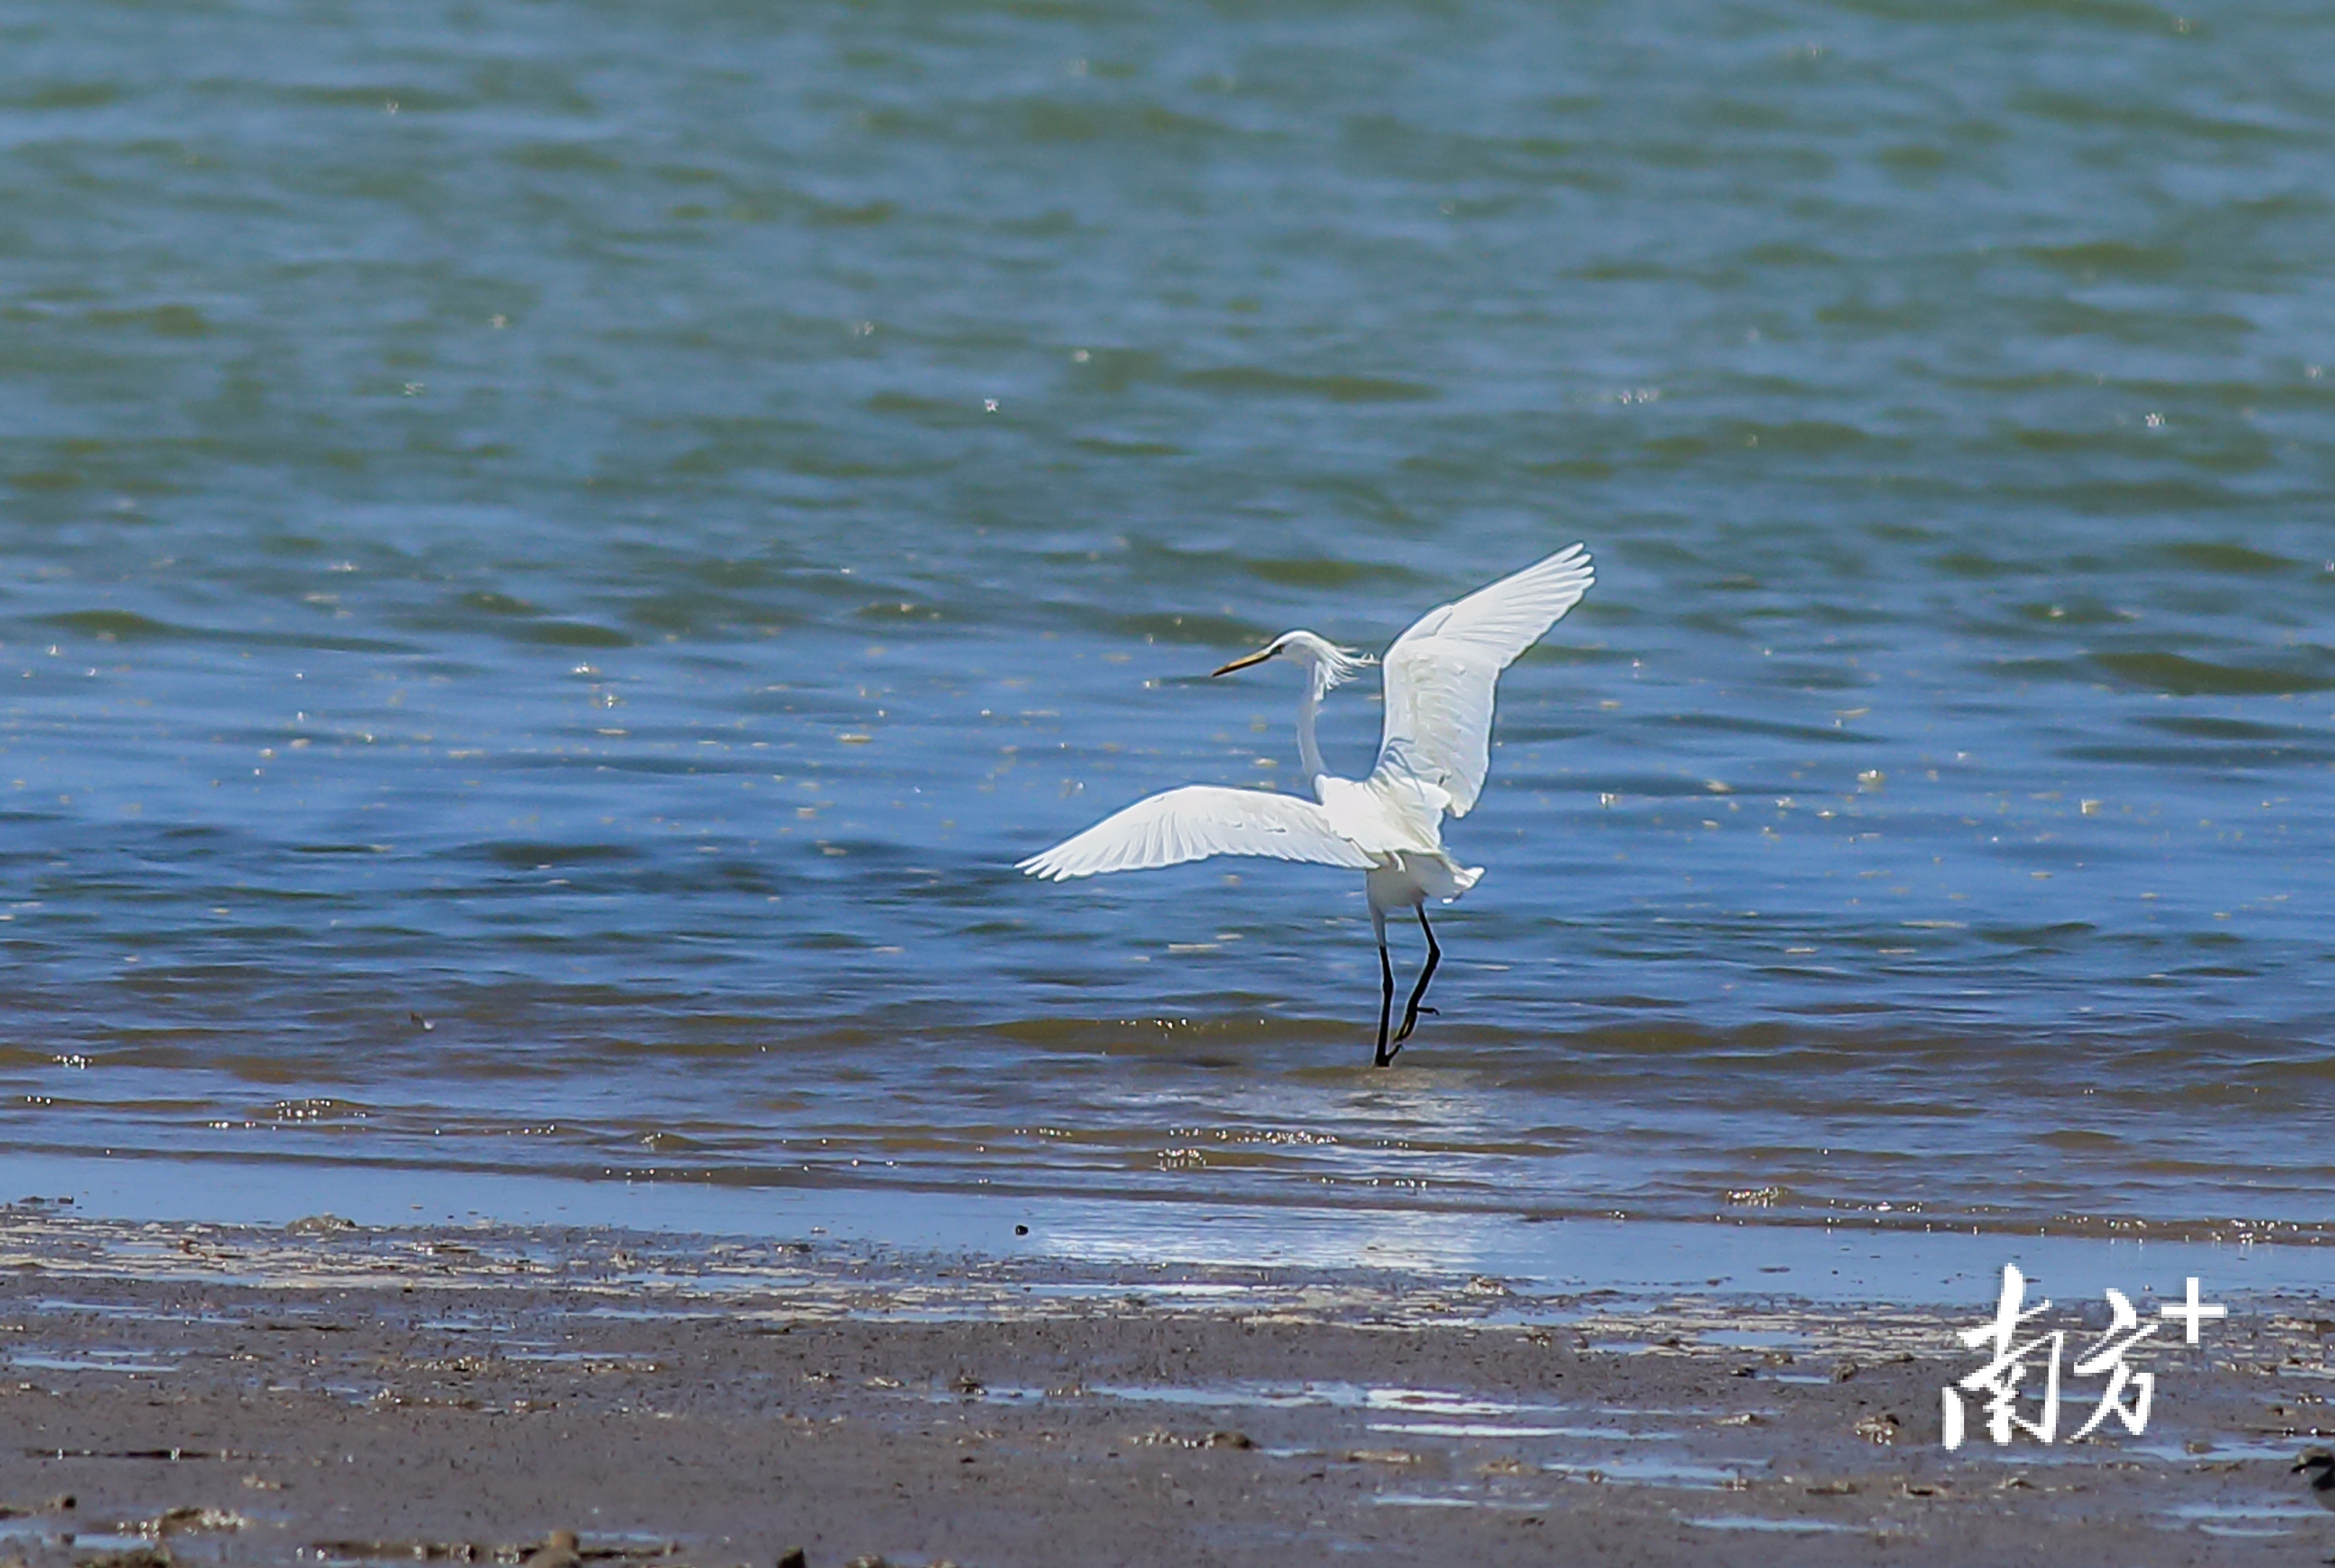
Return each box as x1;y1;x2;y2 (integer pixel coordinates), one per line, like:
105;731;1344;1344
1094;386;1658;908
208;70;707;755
1391;1006;1438;1046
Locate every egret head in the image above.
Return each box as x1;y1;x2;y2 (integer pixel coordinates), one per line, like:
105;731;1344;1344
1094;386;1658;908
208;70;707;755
1211;630;1371;695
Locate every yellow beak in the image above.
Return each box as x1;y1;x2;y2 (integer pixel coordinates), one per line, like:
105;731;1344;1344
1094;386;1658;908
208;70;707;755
1211;646;1277;677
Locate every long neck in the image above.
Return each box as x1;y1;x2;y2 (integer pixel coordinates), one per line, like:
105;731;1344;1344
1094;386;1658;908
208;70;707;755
1297;676;1328;787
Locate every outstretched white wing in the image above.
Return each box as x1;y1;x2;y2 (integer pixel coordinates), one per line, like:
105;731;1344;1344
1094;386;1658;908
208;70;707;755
1018;785;1378;881
1373;544;1593;818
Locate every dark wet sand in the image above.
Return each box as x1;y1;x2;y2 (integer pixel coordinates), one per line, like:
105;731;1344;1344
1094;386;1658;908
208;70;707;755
2;1212;2331;1567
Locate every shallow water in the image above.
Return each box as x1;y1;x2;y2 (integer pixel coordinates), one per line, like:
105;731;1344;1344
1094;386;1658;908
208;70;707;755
4;0;2334;1246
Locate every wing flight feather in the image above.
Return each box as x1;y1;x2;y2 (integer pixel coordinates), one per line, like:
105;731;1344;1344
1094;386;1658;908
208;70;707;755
1017;785;1378;880
1373;544;1593;818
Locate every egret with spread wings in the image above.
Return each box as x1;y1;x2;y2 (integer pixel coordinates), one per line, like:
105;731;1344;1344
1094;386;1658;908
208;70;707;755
1019;544;1595;1066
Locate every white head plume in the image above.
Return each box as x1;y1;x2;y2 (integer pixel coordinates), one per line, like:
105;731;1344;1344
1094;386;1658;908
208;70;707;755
1213;630;1373;698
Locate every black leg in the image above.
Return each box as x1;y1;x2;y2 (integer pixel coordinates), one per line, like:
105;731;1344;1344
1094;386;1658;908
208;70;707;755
1392;907;1442;1049
1373;941;1396;1068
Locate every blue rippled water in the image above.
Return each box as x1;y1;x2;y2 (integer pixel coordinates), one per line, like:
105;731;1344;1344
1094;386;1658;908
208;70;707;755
2;0;2332;1241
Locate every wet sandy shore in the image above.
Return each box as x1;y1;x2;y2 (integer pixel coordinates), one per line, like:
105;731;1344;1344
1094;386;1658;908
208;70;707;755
2;1210;2331;1567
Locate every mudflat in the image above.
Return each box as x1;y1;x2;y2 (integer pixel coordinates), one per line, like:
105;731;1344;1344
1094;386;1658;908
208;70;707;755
1;1212;2329;1567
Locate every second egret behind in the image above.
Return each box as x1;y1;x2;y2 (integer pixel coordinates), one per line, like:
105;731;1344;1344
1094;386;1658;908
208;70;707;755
1019;544;1595;1066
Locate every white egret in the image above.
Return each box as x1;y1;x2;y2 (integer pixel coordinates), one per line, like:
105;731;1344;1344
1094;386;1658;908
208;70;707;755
1020;544;1595;1066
